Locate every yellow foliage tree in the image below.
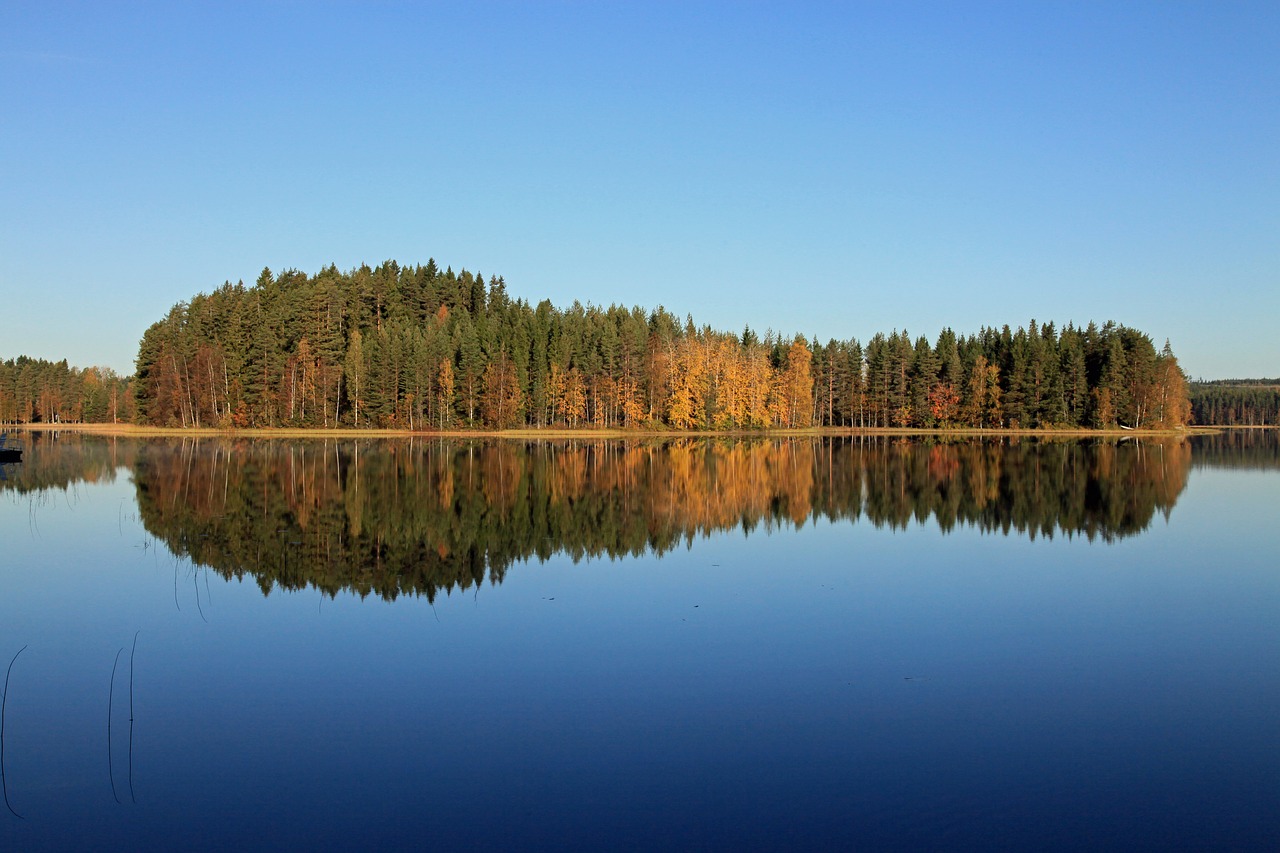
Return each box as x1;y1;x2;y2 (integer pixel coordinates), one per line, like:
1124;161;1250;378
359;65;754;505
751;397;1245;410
665;339;708;429
435;358;455;429
771;338;813;428
562;367;587;428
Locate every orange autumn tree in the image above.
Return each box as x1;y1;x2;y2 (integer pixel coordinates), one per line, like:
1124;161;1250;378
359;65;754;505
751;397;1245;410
927;382;961;427
1152;340;1191;429
770;337;813;428
665;335;709;429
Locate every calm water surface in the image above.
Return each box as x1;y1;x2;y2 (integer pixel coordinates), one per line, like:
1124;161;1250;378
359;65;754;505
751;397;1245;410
1;433;1277;851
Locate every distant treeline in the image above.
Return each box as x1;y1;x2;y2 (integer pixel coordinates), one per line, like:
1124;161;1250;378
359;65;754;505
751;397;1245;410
1189;380;1279;426
0;356;132;425
131;261;1192;433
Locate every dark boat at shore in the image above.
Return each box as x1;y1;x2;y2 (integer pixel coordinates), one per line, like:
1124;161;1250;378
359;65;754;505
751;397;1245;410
0;433;22;463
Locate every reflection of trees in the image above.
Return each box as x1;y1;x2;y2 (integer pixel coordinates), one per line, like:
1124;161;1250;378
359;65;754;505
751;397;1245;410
822;437;1191;540
1190;429;1280;470
129;436;1193;603
0;432;134;495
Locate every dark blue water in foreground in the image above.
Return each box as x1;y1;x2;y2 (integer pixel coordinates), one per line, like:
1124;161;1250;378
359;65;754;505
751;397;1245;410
1;433;1276;851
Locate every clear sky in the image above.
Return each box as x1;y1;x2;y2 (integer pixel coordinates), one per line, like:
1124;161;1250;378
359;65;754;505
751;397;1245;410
2;1;1276;379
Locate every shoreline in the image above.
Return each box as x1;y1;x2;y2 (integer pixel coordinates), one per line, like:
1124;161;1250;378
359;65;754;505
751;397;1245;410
5;422;1223;439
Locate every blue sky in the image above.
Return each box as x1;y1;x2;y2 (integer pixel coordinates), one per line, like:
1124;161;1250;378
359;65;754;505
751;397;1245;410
2;1;1276;379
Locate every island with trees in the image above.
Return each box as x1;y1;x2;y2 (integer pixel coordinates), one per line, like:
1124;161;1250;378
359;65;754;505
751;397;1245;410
5;259;1196;432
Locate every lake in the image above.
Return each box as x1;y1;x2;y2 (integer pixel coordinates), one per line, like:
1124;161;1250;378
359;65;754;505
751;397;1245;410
1;432;1277;851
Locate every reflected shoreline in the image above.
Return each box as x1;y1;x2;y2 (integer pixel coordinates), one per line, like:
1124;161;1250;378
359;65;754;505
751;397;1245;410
4;432;1223;602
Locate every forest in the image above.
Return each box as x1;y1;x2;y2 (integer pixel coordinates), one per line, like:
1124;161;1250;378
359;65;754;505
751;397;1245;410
1189;380;1280;426
129;260;1193;432
0;356;131;425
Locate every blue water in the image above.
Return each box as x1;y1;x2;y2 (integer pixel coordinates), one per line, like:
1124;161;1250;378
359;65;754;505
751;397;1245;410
0;436;1276;851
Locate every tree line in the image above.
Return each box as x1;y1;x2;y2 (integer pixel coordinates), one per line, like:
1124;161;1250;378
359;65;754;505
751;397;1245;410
0;356;132;425
125;259;1187;432
1189;380;1279;426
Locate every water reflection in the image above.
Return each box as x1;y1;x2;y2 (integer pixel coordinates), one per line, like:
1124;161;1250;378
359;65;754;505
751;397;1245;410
65;435;1193;602
0;431;134;493
1;430;1277;850
1189;427;1280;470
6;432;1249;602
